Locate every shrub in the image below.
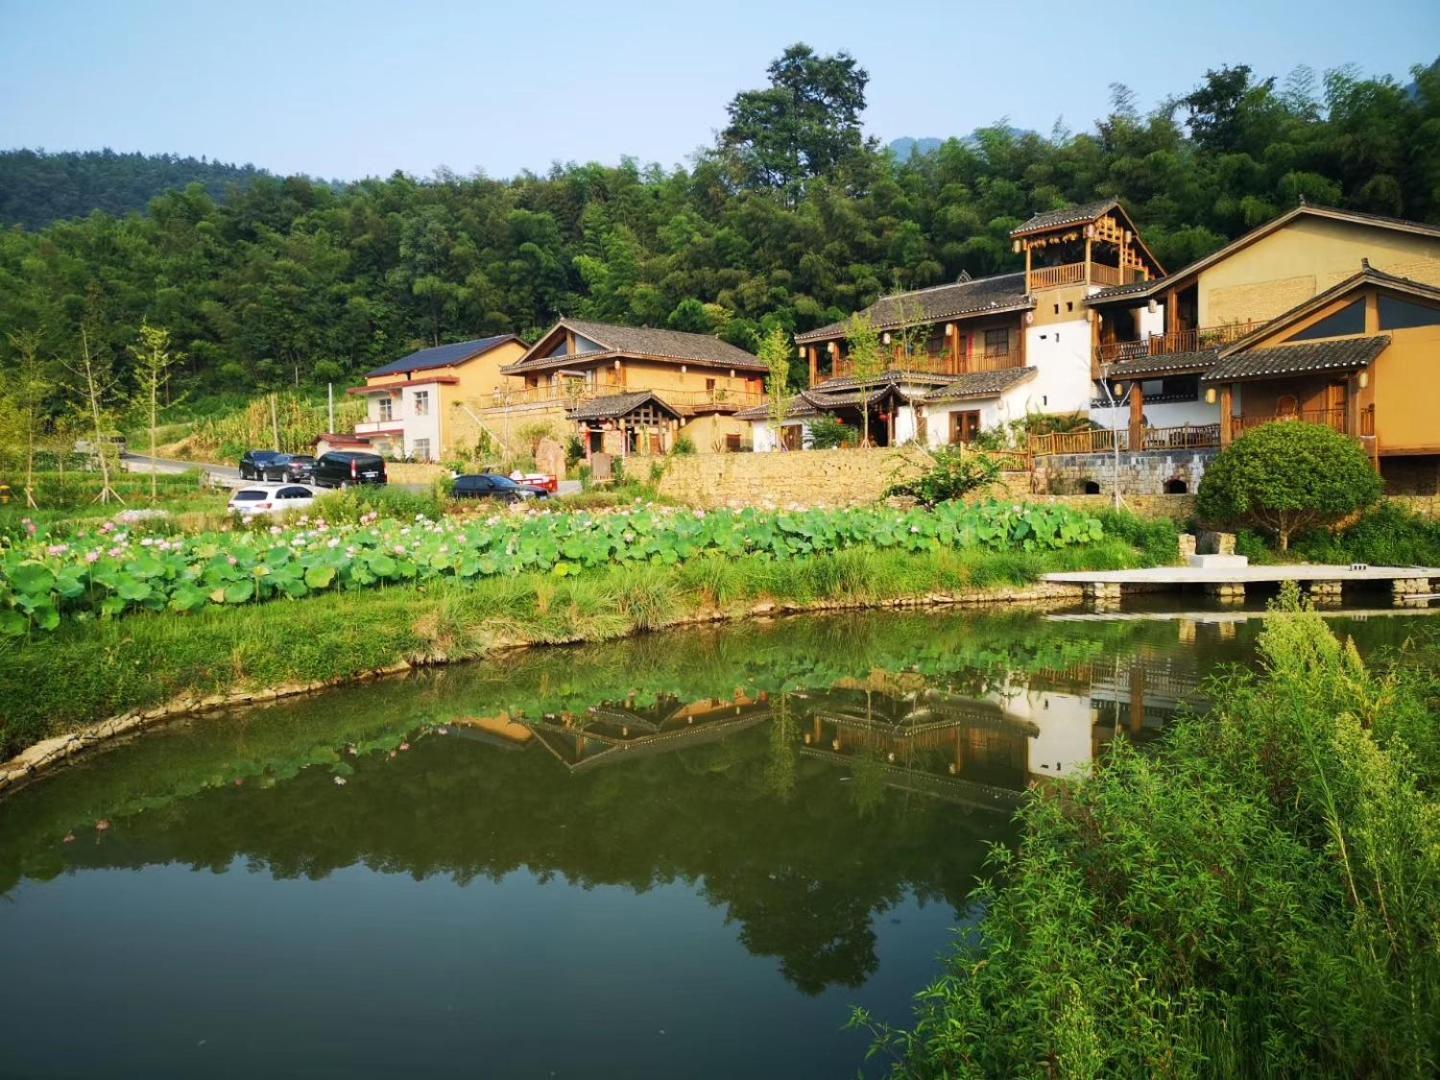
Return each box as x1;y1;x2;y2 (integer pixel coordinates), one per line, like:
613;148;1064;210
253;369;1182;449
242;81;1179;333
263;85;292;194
810;416;858;449
1291;502;1440;566
1196;422;1382;550
670;436;696;456
884;447;1001;506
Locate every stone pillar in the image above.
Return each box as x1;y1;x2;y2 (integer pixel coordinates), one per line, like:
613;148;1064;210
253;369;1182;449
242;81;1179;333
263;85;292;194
1177;533;1197;564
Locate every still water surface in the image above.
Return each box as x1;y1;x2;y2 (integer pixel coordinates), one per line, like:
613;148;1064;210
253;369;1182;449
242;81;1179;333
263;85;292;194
1;606;1432;1077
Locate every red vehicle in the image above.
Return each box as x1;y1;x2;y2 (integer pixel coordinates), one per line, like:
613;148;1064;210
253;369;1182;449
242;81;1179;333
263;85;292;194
509;471;557;494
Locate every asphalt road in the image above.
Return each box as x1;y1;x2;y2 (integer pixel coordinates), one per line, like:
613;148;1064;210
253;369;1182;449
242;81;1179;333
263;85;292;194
122;453;240;480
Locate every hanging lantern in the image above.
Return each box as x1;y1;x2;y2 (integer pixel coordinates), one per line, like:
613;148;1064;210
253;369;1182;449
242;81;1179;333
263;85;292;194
944;323;954;337
1358;371;1369;389
1147;298;1159;313
1205;387;1217;404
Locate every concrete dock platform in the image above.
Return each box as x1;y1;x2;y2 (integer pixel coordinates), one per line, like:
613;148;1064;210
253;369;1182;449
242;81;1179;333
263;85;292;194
1044;565;1439;607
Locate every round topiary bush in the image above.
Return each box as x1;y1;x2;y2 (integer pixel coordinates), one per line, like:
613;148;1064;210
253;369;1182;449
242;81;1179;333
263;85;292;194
1197;421;1383;551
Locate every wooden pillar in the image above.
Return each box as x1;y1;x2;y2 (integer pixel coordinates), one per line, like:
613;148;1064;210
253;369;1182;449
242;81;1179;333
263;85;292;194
950;326;961;374
1129;381;1145;451
1024;243;1032;293
1166;287;1179;335
1219;385;1234;447
1016;320;1026;369
1129;665;1145;736
808;345;817;387
1084;236;1093;283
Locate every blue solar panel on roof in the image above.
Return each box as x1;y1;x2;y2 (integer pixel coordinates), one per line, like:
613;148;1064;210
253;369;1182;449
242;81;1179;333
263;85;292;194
365;335;516;378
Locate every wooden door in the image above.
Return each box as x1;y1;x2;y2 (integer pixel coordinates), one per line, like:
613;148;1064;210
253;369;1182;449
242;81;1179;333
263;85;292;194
1325;381;1347;431
949;410;980;445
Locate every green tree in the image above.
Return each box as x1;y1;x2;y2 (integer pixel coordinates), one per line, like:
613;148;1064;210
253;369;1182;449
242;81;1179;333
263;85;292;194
3;329;51;508
129;322;186;501
759;326;793;444
1196;422;1383;550
843;313;885;447
719;43;872;199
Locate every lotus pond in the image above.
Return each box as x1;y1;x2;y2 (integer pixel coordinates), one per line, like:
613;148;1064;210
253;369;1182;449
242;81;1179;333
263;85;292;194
1;604;1432;1077
0;499;1109;634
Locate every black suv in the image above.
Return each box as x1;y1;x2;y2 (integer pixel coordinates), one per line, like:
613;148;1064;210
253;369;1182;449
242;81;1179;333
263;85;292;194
452;473;548;503
239;450;290;481
311;451;388;488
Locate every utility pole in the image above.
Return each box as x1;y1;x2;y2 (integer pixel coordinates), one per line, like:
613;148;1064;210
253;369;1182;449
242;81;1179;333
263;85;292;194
1097;362;1133;510
270;393;281;451
328;383;335;432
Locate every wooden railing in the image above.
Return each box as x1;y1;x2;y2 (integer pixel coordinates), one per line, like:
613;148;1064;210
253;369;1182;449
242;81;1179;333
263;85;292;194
1096;320;1265;365
1234;409;1348;438
823;349;1020;384
479;383;763;414
1028;423;1222;457
1028;262;1087;289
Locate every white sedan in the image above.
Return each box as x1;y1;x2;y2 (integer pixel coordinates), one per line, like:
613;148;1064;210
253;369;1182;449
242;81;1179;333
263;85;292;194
228;483;318;517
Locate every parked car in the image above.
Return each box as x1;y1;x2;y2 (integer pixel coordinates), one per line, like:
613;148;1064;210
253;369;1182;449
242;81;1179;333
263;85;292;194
282;454;316;482
452;473;549;503
311;451;388;488
239;450;291;481
227;483;317;517
508;471;557;494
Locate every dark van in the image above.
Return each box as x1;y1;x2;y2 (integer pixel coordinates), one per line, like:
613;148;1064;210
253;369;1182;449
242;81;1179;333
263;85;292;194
311;451;388;488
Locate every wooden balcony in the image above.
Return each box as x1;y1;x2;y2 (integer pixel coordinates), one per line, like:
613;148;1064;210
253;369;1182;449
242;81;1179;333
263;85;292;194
1233;409;1348;438
1096;320;1265;366
478;382;763;415
1028;262;1087;289
1028;423;1221;457
1027;262;1146;291
822;348;1020;384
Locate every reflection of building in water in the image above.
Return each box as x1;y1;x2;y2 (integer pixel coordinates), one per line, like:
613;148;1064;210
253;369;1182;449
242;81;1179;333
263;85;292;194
442;633;1210;804
527;693;776;772
799;649;1206;804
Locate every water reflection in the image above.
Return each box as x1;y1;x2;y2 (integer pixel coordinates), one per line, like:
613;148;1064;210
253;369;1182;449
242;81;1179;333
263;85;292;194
0;608;1431;1077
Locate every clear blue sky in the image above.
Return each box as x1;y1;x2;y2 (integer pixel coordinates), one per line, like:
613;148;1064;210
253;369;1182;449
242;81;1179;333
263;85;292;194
2;0;1437;180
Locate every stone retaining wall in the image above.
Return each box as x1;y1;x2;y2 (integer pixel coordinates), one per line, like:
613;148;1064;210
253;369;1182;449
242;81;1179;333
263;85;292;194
655;448;943;508
1033;450;1216;497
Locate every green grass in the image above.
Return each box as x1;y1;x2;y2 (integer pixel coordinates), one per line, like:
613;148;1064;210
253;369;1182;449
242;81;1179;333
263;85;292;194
0;537;1151;759
856;590;1440;1077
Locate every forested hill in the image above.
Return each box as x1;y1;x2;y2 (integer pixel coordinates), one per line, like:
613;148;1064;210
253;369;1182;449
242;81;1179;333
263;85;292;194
2;47;1438;401
0;149;272;229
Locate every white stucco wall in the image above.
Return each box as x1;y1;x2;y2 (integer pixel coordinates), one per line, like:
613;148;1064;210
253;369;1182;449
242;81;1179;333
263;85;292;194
400;383;442;460
1023;318;1095;416
922;397;1014;447
1138;303;1166;339
751;419;811;452
990;684;1096;780
894;403;919;444
1091;399;1223;431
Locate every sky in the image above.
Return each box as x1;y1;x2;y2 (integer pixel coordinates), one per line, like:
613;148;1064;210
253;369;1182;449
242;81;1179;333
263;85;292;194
2;0;1438;181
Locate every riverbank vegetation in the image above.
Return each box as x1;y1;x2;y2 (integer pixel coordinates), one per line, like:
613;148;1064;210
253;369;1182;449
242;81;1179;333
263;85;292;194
858;591;1440;1076
0;519;1165;759
1;499;1110;635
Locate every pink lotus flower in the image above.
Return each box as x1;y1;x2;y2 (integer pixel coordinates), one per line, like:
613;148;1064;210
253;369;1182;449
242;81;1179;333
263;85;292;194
95;819;111;832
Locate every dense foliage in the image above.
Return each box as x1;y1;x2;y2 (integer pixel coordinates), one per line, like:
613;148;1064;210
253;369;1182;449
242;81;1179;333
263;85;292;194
1197;421;1384;549
1292;501;1440;566
0;500;1106;633
0;149;272;231
860;592;1440;1076
884;447;1002;506
3;52;1437;406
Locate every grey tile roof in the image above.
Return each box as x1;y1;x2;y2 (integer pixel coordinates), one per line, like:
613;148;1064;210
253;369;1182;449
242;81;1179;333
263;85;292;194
734;386;896;421
1106;350;1221;379
922;367;1037;402
795;273;1032;344
365;335;521;378
566;390;683;421
1087;278;1167;303
504;319;765;373
810;368;956;392
1202;337;1390;382
1012;199;1119;237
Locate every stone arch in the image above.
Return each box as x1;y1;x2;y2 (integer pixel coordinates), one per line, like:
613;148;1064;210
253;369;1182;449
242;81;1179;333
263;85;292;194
1164;477;1188;495
1083;479;1102;495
